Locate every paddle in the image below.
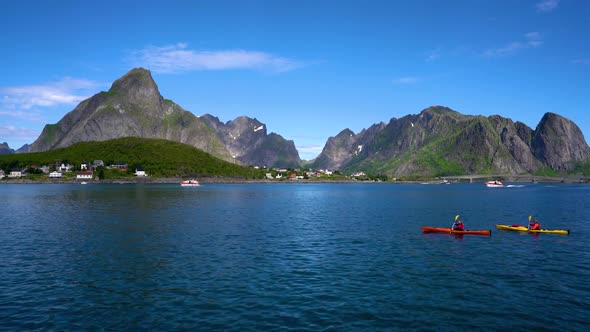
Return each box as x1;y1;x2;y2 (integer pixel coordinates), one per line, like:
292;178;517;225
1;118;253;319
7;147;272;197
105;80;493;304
528;215;532;229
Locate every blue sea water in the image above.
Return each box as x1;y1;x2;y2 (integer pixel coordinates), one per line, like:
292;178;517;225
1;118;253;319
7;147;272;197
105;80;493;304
0;183;589;331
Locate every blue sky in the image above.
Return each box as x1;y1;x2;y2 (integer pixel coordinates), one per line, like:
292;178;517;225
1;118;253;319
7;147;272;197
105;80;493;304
1;0;589;160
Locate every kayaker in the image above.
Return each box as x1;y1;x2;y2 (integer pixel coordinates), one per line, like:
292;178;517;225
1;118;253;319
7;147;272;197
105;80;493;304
452;219;465;231
529;219;541;230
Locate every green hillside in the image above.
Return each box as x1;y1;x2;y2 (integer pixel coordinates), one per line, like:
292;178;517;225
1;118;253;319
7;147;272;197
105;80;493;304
0;137;265;179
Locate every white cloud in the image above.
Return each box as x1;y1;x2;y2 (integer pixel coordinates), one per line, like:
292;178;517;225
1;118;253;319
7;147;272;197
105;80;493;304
0;110;45;122
483;42;523;58
131;43;304;74
482;32;543;58
393;77;420;84
0;78;101;110
0;126;40;141
536;0;559;12
525;32;543;47
296;144;324;160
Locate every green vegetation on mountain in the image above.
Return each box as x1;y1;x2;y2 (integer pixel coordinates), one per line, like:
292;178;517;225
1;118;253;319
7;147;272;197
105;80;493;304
316;106;590;178
532;167;559;177
29;68;234;163
0;137;265;179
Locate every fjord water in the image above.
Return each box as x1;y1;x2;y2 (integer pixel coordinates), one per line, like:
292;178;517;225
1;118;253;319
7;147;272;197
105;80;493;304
1;183;589;330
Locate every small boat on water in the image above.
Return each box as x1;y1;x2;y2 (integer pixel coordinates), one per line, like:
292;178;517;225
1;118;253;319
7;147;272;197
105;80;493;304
180;179;200;187
421;226;491;236
81;181;87;185
486;180;503;187
496;224;569;235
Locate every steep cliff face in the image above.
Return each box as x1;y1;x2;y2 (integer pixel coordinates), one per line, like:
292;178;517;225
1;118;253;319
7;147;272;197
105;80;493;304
310;129;358;170
29;68;232;161
531;113;590;170
200;114;301;168
310;121;387;171
314;106;589;176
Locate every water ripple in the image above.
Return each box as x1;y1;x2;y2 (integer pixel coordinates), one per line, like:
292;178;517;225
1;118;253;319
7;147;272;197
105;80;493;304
0;183;589;330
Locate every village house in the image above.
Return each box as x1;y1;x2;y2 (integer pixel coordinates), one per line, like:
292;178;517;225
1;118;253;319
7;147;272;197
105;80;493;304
0;169;5;179
76;171;93;180
9;168;24;178
80;162;89;170
352;171;366;177
49;171;63;178
134;168;147;177
59;163;73;172
265;173;273;179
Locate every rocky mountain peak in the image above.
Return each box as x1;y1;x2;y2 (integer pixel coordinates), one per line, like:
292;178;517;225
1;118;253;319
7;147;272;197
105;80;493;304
0;142;13;155
107;68;161;105
421;105;459;116
336;128;355;138
27;68;232;161
532;112;590;170
200;115;300;167
225;116;267;139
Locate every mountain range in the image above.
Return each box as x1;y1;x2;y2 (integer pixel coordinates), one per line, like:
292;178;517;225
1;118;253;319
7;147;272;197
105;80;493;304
25;68;300;168
7;68;590;176
309;106;590;177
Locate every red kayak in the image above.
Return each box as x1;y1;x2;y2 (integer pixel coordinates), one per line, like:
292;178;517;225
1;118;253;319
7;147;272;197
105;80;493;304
421;226;491;236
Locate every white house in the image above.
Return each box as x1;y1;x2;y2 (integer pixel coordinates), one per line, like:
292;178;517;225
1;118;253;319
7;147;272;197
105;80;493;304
59;163;72;172
76;171;93;180
93;160;104;168
49;171;63;178
0;169;5;179
134;168;147;177
265;173;273;179
9;169;23;178
321;169;333;176
80;162;89;170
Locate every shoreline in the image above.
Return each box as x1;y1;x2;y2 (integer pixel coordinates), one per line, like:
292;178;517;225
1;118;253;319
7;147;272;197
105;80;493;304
1;175;587;185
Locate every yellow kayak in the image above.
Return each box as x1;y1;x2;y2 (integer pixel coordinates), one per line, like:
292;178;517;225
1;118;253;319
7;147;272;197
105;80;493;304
495;224;569;235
